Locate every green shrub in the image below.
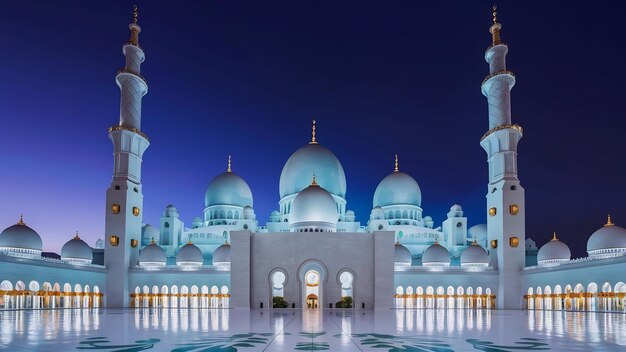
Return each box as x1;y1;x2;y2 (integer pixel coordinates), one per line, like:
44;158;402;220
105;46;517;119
335;296;352;308
273;296;288;308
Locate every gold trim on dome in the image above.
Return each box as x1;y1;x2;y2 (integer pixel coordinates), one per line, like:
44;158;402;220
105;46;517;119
394;154;399;173
311;174;318;186
108;125;149;141
17;214;25;226
605;214;615;227
227;155;232;173
480;124;523;142
551;232;558;241
309;120;318;144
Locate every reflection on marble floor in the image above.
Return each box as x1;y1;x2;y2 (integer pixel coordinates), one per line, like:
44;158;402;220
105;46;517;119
1;308;626;351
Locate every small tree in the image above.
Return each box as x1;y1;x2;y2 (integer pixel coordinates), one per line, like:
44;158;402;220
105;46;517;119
273;296;288;308
335;296;353;308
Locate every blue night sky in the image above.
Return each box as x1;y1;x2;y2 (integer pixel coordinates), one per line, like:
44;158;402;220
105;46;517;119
0;1;624;258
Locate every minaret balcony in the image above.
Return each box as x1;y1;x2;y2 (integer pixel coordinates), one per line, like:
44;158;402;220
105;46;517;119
481;70;515;86
480;124;523;142
116;68;148;85
108;125;150;141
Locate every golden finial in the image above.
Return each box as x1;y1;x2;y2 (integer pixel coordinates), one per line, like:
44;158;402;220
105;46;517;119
309;120;318;144
74;231;80;240
551;231;558;241
133;4;138;24
471;239;478;245
150;237;155;244
224;239;230;245
227;155;232;173
489;4;502;45
311;174;318;186
17;214;25;225
605;214;615;227
394;154;399;173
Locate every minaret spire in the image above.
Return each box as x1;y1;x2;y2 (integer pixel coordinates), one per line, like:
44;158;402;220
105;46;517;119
479;4;525;310
394;154;399;173
310;120;318;144
105;6;150;308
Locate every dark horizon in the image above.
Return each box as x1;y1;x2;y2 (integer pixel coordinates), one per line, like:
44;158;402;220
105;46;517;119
0;0;624;258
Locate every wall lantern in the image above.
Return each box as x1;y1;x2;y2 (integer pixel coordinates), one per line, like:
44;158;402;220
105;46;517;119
130;239;138;248
110;235;119;246
490;239;498;249
489;207;497;216
111;204;120;214
509;236;519;248
509;204;519;215
132;207;140;216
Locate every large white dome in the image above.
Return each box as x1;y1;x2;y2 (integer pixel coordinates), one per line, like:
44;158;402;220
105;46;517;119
373;171;422;208
289;180;338;232
587;216;626;258
0;218;43;254
176;242;203;266
61;234;93;264
460;242;489;267
538;233;571;266
422;242;450;267
279;143;346;199
205;172;253;208
139;241;166;267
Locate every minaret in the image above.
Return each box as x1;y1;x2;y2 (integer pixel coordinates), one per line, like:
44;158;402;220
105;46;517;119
479;5;525;310
104;5;150;308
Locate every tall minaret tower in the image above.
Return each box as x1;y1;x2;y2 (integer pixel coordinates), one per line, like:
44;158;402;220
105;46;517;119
104;5;150;307
479;5;525;309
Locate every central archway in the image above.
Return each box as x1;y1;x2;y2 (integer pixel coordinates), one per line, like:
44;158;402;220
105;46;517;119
298;259;328;309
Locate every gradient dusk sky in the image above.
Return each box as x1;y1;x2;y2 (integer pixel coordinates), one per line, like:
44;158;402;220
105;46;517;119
0;1;624;257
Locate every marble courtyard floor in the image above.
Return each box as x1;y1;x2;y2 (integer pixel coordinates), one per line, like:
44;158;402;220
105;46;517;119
1;308;626;351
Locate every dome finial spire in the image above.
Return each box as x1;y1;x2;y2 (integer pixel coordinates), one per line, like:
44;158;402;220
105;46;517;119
311;173;318;186
310;120;318;144
394;154;399;172
551;231;558;241
605;214;615;227
187;234;193;245
150;237;155;244
489;4;502;46
227;155;232;173
17;214;25;225
133;4;138;24
74;231;80;240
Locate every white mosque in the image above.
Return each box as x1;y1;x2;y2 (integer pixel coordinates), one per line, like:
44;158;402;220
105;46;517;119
1;7;625;313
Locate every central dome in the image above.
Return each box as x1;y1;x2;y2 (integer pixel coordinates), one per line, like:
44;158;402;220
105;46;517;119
280;143;346;199
205;172;253;208
373;171;422;208
289;180;338;232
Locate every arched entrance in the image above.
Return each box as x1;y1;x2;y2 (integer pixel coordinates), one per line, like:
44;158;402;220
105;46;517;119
305;270;320;309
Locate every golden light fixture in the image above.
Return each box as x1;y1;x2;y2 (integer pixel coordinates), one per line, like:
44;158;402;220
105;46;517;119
490;239;498;249
110;235;119;246
112;204;121;214
132;207;140;216
130;239;138;248
489;207;497;216
509;204;519;215
510;237;519;248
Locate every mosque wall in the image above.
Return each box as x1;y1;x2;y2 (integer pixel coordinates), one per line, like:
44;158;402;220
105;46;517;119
244;231;394;310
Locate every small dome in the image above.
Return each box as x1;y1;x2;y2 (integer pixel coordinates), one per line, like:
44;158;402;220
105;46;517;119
422;242;450;267
163;204;180;218
213;242;231;267
176;242;203;267
468;224;488;242
0;217;43;254
205;172;253;208
450;204;462;211
587;216;626;258
538;233;571;266
271;210;280;216
139;241;166;267
460;242;489;267
289;179;338;232
373;171;422;208
141;224;159;245
395;242;412;266
61;234;93;264
279;143;347;199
